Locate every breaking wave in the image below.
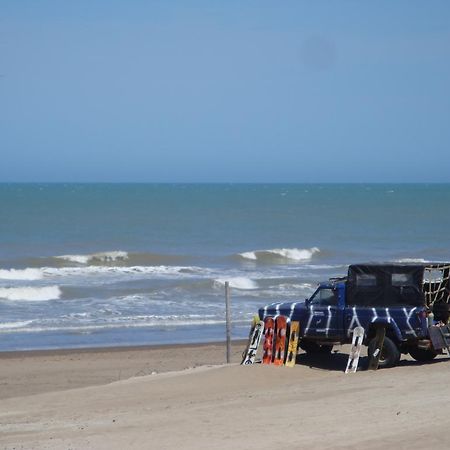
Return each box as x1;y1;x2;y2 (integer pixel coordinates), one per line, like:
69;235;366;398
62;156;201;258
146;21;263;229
395;258;430;263
56;251;129;264
0;265;209;281
213;277;258;290
0;268;44;281
42;265;207;278
51;251;188;266
0;286;61;301
0;320;33;330
238;247;320;263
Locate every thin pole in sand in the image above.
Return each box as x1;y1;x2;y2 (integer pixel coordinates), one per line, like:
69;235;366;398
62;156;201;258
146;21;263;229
225;281;231;363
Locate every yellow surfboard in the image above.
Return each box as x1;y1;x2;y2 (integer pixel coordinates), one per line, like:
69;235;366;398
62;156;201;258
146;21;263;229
285;321;300;368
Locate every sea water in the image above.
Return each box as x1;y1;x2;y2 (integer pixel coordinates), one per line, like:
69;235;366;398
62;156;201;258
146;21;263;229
0;183;449;351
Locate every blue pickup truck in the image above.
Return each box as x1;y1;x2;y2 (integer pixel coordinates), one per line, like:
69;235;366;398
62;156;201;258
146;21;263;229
259;263;450;368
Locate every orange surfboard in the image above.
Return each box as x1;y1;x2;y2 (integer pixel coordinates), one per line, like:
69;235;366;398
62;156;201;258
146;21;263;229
262;317;275;365
273;316;288;366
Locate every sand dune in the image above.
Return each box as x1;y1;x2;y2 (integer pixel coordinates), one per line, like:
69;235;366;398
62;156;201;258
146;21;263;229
1;343;450;449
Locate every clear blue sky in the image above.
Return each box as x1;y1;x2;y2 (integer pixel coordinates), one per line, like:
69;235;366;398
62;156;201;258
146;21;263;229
1;1;450;182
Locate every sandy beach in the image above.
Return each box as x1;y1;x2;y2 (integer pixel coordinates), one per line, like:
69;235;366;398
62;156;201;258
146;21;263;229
1;342;450;449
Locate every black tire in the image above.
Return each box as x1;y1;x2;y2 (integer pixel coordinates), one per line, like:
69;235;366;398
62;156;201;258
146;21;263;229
300;341;333;354
409;346;438;362
367;336;401;368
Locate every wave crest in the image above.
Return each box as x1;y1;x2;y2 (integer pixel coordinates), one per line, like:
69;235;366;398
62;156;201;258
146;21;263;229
395;258;430;263
0;265;209;284
214;277;258;290
55;251;129;264
238;247;320;263
41;265;207;278
0;286;61;301
0;320;33;330
0;268;43;280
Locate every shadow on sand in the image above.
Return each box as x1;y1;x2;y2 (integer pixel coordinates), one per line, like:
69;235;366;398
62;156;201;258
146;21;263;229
295;351;351;372
294;350;450;372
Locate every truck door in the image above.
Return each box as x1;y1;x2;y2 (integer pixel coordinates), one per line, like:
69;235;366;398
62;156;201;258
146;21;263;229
305;287;344;340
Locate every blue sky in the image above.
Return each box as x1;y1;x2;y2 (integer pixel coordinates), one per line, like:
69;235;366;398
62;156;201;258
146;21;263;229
1;1;450;182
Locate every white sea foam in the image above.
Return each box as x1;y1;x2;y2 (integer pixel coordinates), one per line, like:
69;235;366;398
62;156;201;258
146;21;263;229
0;265;207;281
41;265;207;278
266;247;320;261
274;283;316;297
0;320;33;330
395;258;430;263
292;264;346;270
0;268;43;280
0;316;250;334
277;282;314;290
239;247;320;262
56;254;91;264
239;251;258;261
0;286;61;301
214;277;258;290
56;251;129;264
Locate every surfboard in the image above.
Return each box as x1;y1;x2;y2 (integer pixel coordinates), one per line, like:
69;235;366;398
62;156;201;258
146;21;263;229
345;326;365;373
273;315;288;366
241;315;259;363
368;326;386;370
262;317;275;365
285;321;300;368
241;317;265;365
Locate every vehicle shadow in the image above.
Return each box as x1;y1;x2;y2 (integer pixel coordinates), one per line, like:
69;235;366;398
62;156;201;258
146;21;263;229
294;351;450;372
295;351;353;372
396;356;450;368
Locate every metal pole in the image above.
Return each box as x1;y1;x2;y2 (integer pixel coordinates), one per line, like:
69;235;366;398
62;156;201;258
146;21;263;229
225;281;231;363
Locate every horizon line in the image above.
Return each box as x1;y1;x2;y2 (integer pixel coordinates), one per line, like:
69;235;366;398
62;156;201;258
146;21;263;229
1;181;450;185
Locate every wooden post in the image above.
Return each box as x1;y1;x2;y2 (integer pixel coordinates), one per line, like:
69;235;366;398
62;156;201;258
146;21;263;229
225;281;231;363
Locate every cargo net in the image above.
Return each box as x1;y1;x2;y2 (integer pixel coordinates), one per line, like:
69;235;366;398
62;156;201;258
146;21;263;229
423;264;450;308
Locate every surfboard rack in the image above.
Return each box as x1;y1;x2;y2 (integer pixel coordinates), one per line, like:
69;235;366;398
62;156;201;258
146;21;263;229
429;325;450;354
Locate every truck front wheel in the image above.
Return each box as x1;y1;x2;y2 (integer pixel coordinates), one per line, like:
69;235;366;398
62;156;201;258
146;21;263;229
409;346;437;362
367;336;401;368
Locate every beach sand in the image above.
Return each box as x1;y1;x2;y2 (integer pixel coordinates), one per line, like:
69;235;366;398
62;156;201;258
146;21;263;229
1;342;450;449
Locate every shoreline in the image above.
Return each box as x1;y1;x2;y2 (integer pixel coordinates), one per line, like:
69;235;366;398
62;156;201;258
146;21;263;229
0;322;253;353
0;338;248;358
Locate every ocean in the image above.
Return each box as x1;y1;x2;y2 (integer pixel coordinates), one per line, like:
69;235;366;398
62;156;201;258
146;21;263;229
1;183;449;351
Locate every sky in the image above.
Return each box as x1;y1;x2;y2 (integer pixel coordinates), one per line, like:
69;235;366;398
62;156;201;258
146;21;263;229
1;1;450;183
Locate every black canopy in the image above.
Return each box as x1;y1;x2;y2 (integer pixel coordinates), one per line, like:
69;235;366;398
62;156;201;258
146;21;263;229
347;264;425;307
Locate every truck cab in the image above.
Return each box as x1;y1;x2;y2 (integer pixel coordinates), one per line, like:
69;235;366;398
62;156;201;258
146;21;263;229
301;281;346;341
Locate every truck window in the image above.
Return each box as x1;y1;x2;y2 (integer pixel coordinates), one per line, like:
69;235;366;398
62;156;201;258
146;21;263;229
356;274;377;287
424;268;444;283
392;273;414;286
310;288;338;306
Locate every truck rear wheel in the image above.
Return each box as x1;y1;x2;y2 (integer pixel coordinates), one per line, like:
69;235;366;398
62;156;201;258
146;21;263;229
300;341;333;354
409;347;437;362
367;336;400;368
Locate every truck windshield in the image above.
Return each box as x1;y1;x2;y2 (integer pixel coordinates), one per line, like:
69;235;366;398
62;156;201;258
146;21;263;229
310;288;338;306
